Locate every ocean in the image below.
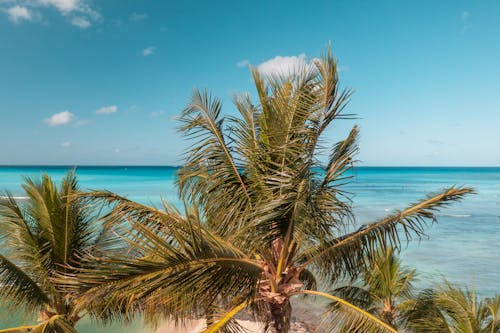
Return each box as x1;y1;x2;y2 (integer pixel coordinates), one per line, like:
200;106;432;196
0;166;498;331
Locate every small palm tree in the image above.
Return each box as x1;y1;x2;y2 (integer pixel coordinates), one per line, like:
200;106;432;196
329;247;417;330
403;281;500;332
74;47;472;333
0;171;115;333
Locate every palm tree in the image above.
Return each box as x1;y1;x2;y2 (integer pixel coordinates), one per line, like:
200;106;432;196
329;247;417;330
0;171;116;333
74;47;472;333
402;281;500;332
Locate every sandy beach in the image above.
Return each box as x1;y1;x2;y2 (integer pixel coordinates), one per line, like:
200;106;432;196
151;320;312;333
148;299;321;333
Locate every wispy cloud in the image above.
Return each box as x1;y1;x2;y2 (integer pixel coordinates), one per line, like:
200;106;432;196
60;140;72;148
6;5;32;22
96;105;117;115
44;111;75;126
257;53;317;77
2;0;100;28
460;10;471;33
427;139;444;145
130;12;147;22
142;46;156;56
74;119;90;126
126;105;139;113
70;16;90;29
236;59;250;68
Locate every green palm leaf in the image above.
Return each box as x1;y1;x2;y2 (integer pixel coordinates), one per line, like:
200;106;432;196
0;254;49;311
402;281;500;332
298;187;473;281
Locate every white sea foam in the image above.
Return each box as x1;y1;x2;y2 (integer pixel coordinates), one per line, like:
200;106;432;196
439;214;472;218
0;196;29;200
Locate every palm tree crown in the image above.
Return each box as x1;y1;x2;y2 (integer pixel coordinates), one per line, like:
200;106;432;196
404;281;500;332
331;247;417;330
74;47;472;333
0;171;114;333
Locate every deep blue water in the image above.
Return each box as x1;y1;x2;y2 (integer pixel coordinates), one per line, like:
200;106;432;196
0;166;498;296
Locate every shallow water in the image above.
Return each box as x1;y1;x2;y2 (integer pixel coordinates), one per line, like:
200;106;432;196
0;166;498;330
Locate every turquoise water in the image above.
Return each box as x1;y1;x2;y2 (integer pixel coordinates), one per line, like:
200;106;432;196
0;166;499;329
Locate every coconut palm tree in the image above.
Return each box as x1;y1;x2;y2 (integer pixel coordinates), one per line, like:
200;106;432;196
402;281;500;332
328;247;417;330
73;47;472;333
0;171;117;333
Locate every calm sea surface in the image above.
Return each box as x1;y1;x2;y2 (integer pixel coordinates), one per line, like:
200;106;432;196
0;166;499;331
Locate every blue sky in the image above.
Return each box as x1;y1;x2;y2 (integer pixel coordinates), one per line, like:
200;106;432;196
0;0;499;166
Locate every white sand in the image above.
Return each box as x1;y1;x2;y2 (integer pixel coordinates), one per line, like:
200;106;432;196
146;299;319;333
150;319;317;333
151;319;265;333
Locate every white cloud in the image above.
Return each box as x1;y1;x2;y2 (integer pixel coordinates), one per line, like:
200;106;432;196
70;16;90;28
44;111;75;126
236;59;250;68
96;105;117;115
6;5;32;22
257;53;317;77
38;0;78;13
130;12;147;22
2;0;100;27
60;140;72;148
142;46;156;56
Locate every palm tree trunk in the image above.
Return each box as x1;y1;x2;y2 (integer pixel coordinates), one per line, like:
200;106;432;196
269;302;288;333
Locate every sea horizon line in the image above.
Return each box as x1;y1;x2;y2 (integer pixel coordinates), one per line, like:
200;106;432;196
0;165;499;169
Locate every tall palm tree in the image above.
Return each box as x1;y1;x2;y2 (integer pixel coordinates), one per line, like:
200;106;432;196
329;247;417;330
73;47;472;333
0;171;117;333
403;281;500;332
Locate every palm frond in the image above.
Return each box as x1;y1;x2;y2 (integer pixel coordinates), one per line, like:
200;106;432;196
63;199;264;323
401;281;500;333
201;300;251;333
72;254;262;324
178;89;252;237
364;247;417;303
482;294;500;332
400;288;454;333
293;290;397;333
0;192;56;306
0;192;46;268
0;254;49;312
331;285;373;311
297;187;473;281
